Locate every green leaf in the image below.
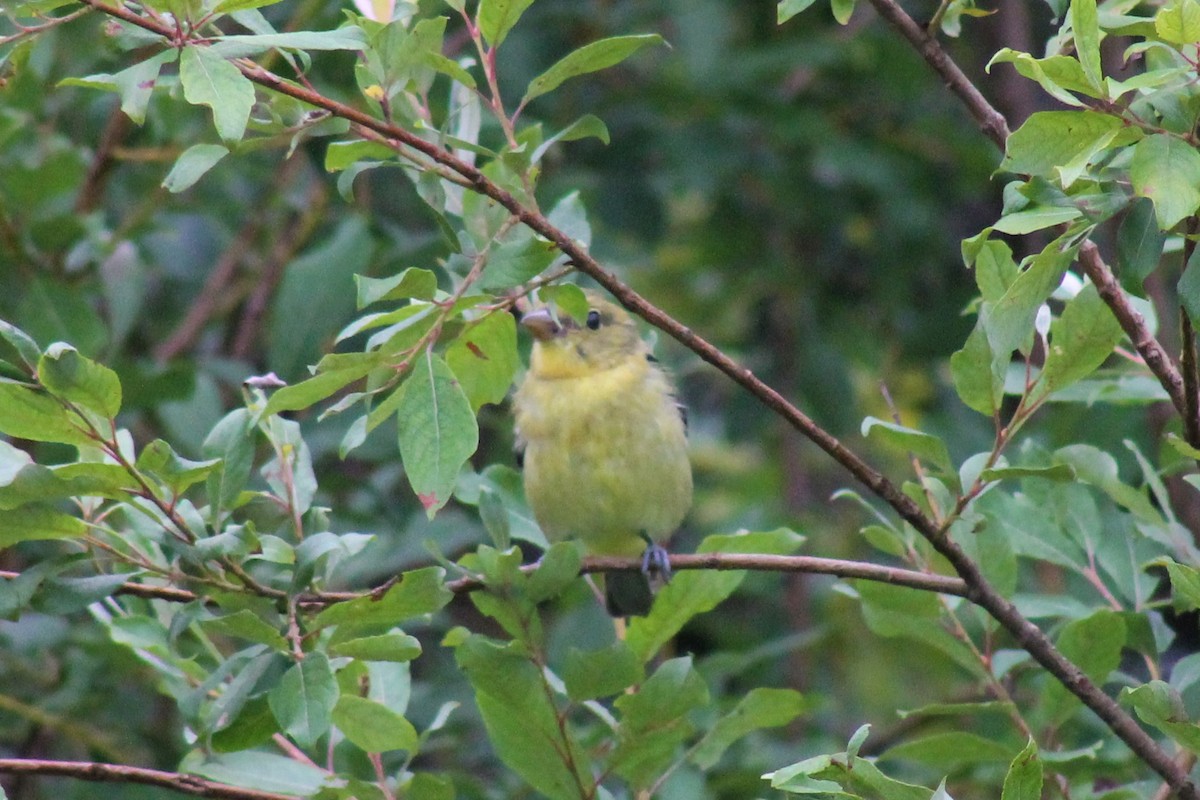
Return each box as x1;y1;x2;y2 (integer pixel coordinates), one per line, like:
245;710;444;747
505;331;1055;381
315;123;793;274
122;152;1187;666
37;572;137;614
1070;0;1102;89
563;641;643;701
778;0;819;23
332;695;418;752
882;731;1015;769
991;206;1082;234
1117;197;1164;290
1054;443;1161;522
213;0;284;13
1043;609;1126;724
522;35;665;104
355;269;439;308
37;343;121;419
454;634;592;800
397;351;479;516
324;139;397;172
830;0;856;24
476;0;536;48
58;50;177;125
981;463;1076;482
988;49;1098;105
1180;245;1200;327
691;688;806;769
0;381;91;445
530;114;610;164
162;144;229;193
268;652;338;747
181;751;327;796
313;567;451;632
856;581;985;677
524;541;582;602
969;238;1018;302
1033;284;1124;399
1156;0;1200;44
261;357;379;416
329;631;422;662
479;234;559;290
201;609;287;650
860;417;952;471
1164;561;1200;612
1123;681;1200;752
0;320;41;371
202;409;256;525
179;46;255;142
1000;111;1122;187
987;239;1072;358
0;457;138;510
0;506;88;547
207;28;368;58
625;529;804;662
610;657;709;788
445;312;519;411
951;314;1006;416
1130;134;1200;229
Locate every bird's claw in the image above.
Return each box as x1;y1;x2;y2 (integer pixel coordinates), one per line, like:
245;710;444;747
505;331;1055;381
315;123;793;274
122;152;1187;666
641;543;672;583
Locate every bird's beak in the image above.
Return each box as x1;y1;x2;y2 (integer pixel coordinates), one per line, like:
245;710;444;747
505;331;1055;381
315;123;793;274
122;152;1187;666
520;308;562;341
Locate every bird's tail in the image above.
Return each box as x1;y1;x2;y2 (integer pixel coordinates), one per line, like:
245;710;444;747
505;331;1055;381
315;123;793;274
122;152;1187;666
605;570;654;617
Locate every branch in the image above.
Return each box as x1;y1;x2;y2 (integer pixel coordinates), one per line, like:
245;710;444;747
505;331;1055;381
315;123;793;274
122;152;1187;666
449;553;969;597
0;759;298;800
1;555;969;606
60;4;1200;795
862;0;1009;147
1079;241;1192;426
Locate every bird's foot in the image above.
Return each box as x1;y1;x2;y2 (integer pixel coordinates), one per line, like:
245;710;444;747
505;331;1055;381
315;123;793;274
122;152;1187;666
641;542;672;584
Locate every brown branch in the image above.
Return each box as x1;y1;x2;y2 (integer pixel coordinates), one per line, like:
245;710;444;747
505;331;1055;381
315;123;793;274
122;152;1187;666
862;0;1010;148
2;554;969;607
443;553;969;597
0;758;298;800
1079;241;1191;425
60;4;1200;795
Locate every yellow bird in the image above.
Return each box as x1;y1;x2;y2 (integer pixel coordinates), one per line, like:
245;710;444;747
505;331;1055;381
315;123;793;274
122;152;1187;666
513;290;692;616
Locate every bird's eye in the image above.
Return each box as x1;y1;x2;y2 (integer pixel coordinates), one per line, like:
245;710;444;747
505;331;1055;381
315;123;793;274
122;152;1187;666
586;310;602;330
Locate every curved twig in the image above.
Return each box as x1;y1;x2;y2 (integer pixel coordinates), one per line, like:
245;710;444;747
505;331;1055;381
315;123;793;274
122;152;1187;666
0;759;297;800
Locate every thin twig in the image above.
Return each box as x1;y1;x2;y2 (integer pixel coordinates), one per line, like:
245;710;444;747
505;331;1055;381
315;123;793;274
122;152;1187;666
0;758;298;800
1;554;969;607
1079;241;1191;427
863;0;1009;147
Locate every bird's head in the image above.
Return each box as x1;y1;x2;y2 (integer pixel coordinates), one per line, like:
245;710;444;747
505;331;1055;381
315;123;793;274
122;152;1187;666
521;290;646;378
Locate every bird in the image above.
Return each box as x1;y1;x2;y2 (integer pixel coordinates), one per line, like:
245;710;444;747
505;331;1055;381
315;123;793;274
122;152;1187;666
512;289;692;616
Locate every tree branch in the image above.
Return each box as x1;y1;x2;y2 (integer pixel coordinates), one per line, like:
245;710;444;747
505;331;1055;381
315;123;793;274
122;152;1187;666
0;759;298;800
1079;241;1192;426
1;555;969;606
60;4;1200;795
862;0;1010;147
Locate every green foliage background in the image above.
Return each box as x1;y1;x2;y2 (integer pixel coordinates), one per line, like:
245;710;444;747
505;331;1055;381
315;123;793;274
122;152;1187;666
6;0;1200;798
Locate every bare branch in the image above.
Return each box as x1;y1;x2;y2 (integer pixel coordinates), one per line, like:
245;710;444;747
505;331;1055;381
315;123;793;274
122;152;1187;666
2;554;969;607
862;0;1010;147
0;759;298;800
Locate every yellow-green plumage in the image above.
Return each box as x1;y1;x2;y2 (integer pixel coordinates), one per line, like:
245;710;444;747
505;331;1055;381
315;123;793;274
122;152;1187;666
513;291;692;614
